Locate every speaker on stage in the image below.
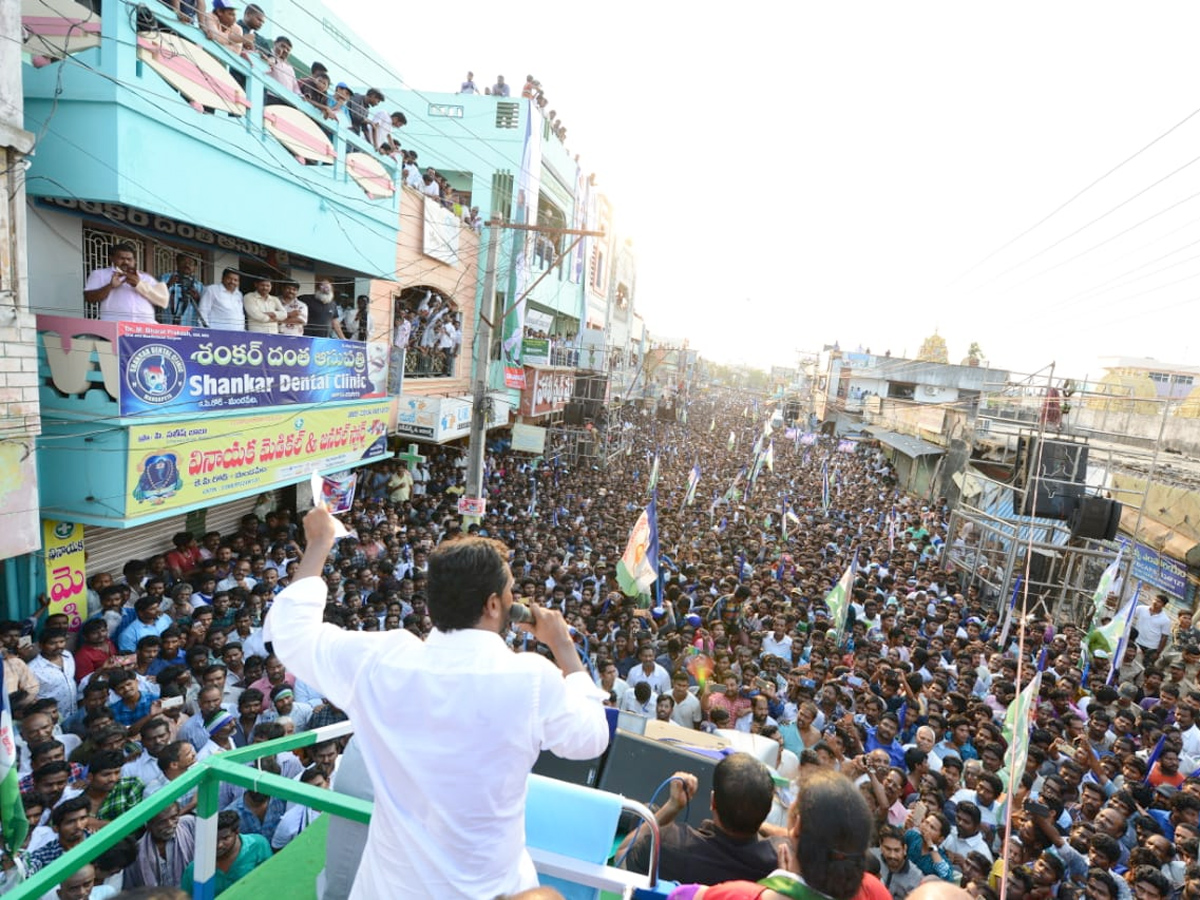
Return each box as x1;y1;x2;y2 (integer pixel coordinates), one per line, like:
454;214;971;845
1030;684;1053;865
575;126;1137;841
1022;439;1088;519
1070;496;1122;541
597;730;718;829
532;750;605;788
564;402;584;425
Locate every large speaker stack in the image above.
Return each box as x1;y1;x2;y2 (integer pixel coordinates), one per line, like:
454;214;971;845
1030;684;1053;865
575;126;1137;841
1018;437;1089;519
1069;496;1122;541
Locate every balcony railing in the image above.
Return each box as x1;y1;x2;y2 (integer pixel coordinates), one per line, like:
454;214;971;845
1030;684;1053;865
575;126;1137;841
23;0;400;209
11;720;666;900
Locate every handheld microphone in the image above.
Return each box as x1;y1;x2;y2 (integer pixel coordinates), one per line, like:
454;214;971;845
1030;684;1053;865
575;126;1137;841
509;603;576;635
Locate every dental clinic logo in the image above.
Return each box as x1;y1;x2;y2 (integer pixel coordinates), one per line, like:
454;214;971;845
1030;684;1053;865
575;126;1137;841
126;345;186;406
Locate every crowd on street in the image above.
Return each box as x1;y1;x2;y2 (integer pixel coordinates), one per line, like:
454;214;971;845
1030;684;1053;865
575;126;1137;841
4;383;1199;900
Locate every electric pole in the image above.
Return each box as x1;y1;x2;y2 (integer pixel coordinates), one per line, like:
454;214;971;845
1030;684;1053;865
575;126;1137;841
463;221;606;522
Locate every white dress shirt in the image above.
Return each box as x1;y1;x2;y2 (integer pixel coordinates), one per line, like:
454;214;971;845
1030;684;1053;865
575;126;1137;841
28;652;77;717
198;284;245;330
265;576;610;900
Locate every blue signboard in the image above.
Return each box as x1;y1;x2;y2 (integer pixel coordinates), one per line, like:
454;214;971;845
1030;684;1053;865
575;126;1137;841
1115;535;1189;601
117;322;388;417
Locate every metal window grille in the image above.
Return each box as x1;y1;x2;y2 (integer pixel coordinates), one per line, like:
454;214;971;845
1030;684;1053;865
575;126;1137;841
495;101;520;129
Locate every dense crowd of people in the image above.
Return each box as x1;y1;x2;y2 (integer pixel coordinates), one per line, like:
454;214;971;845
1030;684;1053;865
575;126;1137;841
3;384;1198;900
390;289;462;380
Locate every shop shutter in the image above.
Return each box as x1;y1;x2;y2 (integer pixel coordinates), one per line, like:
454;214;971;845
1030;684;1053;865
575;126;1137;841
82;494;265;579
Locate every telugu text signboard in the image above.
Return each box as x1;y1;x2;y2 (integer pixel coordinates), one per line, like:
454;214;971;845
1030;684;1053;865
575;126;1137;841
521;338;551;367
117;322;388;417
1115;536;1189;601
42;520;85;631
519;366;573;417
125;401;390;515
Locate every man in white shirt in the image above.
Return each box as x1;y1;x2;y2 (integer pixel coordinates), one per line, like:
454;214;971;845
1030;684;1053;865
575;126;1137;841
1135;594;1173;667
83;243;168;323
267;507;609;900
760;619;792;661
198;268;245;330
625;646;671;696
596;660;628;706
244;277;287;334
667;672;702;729
278;282;308;337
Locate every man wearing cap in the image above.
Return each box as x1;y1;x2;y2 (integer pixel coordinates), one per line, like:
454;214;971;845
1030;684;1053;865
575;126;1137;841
200;0;246;53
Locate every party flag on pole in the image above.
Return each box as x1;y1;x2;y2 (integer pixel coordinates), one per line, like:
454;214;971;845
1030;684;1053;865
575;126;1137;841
821;461;831;512
1090;549;1124;628
728;431;736;453
646;454;660;496
0;665;27;854
825;555;857;644
616;497;659;600
1002;669;1043;787
684;465;701;507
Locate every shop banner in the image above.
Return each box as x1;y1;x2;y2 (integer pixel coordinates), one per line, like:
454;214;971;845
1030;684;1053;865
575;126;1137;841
1115;536;1189;601
519;367;573;417
395;394;473;443
504;366;527;390
42;520;85;631
117;322;388;417
521;338;551;367
126;401;390;514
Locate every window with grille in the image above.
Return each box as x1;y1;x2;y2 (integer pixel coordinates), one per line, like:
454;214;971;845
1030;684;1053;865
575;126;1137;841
495;102;520;129
491;170;514;222
83;229;146;318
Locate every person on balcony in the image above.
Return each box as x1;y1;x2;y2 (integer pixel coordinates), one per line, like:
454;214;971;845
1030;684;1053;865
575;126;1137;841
244;277;287;334
84;243;168;324
265;36;298;97
200;0;246;55
278;282;308;337
160;254;203;327
236;3;270;56
266;506;609;899
301;280;346;339
198;268;245;331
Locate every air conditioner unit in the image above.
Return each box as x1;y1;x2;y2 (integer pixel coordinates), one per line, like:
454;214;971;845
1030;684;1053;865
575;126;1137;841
922;385;938;397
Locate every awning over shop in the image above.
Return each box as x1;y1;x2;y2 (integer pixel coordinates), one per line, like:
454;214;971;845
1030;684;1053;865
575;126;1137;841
864;426;945;459
1119;506;1198;568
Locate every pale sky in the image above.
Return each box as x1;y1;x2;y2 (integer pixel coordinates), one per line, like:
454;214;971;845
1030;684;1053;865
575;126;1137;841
333;1;1200;380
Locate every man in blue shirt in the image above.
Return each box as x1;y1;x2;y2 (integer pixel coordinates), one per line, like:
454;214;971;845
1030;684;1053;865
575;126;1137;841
117;596;172;653
865;713;908;768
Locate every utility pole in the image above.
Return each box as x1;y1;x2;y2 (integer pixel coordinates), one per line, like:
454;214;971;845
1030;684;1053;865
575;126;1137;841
463;221;606;522
463;223;502;522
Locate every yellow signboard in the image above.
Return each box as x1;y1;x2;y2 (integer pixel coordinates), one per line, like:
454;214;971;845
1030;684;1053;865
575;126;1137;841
42;520;86;631
125;401;391;515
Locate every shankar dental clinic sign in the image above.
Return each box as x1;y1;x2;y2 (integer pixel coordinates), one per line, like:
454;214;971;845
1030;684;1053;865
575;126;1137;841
118;322;387;417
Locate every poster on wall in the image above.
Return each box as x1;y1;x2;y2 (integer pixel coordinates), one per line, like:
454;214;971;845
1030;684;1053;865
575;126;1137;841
42;520;85;631
126;401;391;515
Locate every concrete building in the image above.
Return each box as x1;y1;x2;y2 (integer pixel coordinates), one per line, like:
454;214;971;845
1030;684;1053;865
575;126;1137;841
0;0;41;603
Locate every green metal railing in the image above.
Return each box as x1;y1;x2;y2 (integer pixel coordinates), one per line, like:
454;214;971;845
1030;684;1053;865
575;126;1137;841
11;721;363;900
